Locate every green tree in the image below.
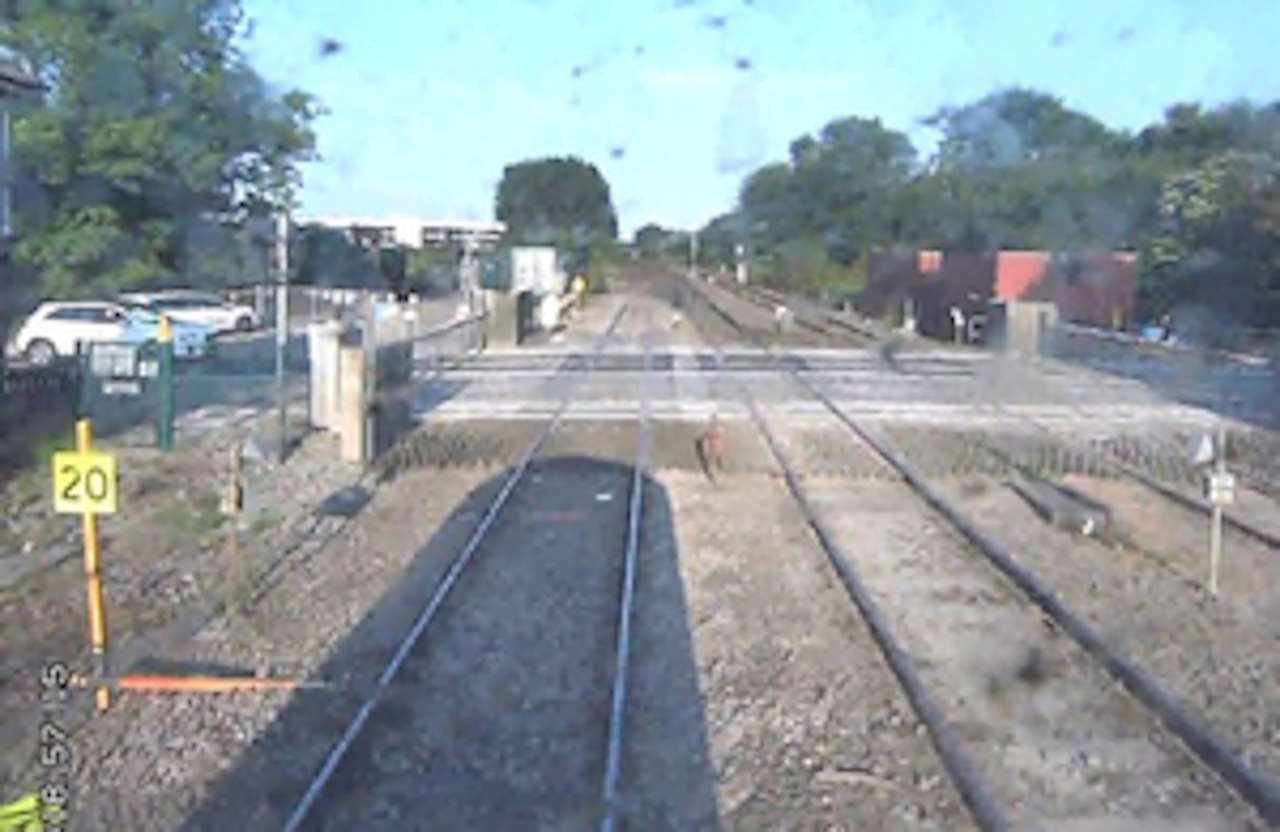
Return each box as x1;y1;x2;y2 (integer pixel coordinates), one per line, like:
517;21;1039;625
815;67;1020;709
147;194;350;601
922;88;1131;250
697;211;747;268
1;0;318;297
633;222;666;258
294;226;380;288
741;117;915;262
494;156;618;246
929;88;1120;170
632;222;689;260
1140;150;1280;329
705;87;1280;330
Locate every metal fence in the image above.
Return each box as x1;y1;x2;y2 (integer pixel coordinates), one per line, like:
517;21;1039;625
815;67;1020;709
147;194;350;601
366;305;488;457
223;285;465;329
2;288;485;457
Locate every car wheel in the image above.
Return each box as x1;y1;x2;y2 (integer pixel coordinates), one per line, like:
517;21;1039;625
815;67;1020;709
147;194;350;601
24;339;56;366
235;316;253;332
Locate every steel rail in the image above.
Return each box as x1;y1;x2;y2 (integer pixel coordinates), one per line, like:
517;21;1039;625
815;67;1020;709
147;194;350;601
973;356;1280;551
280;301;630;832
708;342;1011;831
1017;400;1280;550
976;395;1280;551
1110;460;1279;549
798;373;1280;825
599;341;651;832
726;281;874;343
690;273;1280;826
740;282;881;341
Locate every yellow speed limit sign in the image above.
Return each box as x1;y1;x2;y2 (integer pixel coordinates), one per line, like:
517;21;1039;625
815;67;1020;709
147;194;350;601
52;451;118;514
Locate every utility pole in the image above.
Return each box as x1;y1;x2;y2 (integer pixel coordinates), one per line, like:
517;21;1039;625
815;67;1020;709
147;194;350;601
689;230;698;280
275;210;289;463
1;107;11;238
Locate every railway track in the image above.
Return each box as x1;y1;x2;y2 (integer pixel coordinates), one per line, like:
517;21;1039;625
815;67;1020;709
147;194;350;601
272;277;1274;828
280;303;659;830
684;274;1280;827
427;349;979;378
721;280;878;344
983;390;1280;551
720;278;1280;550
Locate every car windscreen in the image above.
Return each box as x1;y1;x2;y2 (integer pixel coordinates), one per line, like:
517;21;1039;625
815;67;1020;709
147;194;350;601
123;309;159;324
156;296;224;309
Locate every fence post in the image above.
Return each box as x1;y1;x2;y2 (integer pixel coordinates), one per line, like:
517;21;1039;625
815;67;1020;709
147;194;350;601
156;318;174;450
339;345;366;463
75;342;92;420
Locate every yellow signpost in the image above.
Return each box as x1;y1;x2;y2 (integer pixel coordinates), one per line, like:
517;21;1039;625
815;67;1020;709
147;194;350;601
52;420;114;711
52;451;117;515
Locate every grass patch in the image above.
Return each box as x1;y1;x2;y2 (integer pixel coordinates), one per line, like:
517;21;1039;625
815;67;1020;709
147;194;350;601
29;428;77;467
152;489;225;538
249;509;280;537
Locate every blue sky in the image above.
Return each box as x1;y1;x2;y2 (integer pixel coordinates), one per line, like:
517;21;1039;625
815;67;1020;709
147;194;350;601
241;0;1280;238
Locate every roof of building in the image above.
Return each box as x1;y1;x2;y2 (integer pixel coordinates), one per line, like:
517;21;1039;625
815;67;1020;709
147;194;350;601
301;215;507;247
994;251;1052;301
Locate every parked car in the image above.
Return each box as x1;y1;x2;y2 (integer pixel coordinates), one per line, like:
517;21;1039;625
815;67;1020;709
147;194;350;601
119;289;258;333
4;301;211;366
116;303;216;358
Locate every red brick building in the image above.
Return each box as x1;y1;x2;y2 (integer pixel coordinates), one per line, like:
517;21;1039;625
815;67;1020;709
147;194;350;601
863;248;1137;339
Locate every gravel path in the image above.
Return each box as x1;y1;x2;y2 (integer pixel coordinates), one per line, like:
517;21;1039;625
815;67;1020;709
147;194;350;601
0;417;361;799
691;277;843;349
302;453;639;830
650;469;972;830
763;417;1258;828
936;476;1279;786
677;269;1268;827
61;459;506;829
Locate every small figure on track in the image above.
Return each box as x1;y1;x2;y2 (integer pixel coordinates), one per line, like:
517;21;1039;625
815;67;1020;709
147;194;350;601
695;414;727;483
879;332;905;373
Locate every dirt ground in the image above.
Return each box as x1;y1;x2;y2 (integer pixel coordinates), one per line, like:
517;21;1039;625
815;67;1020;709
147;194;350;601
0;414;361;796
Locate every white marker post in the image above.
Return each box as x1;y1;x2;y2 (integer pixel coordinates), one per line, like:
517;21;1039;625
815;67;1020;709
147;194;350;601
1204;427;1235;595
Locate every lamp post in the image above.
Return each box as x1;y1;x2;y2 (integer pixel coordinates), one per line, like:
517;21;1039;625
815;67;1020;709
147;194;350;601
275;210;289;463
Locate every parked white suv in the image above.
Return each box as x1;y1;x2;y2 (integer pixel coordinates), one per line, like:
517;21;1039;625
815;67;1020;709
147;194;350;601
120;290;258;333
4;301;211;365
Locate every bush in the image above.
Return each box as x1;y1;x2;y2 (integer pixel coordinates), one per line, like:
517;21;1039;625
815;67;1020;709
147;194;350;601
765;237;867;299
586;241;618;293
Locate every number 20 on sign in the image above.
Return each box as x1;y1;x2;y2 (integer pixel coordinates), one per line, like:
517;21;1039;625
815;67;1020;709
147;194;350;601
52;452;117;515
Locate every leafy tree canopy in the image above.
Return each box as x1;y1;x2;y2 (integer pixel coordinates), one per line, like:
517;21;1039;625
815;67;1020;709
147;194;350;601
2;0;318;297
494;156;617;247
700;87;1280;326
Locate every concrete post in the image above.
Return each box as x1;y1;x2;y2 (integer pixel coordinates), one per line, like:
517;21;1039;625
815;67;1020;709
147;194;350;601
308;322;342;430
339;345;366;463
362;299;378;463
489;292;519;348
